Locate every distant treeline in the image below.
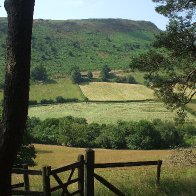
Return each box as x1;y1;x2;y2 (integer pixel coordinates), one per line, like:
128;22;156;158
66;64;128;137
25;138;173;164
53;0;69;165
28;116;196;150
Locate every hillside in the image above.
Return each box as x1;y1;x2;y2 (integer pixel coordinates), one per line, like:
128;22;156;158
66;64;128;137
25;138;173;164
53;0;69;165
0;18;159;80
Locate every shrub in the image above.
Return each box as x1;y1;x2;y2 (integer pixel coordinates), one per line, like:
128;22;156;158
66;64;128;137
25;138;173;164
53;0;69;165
87;71;93;81
126;75;137;84
114;75;137;84
28;116;191;150
126;120;162;150
153;119;184;148
100;65;111;81
31;65;48;81
70;66;82;84
29;100;38;105
40;99;54;105
31;118;60;144
56;96;66;103
14;117;37;166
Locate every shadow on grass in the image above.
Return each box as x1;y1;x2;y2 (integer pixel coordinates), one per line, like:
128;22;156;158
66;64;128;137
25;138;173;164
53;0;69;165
36;149;53;154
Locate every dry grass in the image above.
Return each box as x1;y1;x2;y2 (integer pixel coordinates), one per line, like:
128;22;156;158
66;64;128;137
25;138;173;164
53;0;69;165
79;82;155;101
34;144;170;168
13;144;196;195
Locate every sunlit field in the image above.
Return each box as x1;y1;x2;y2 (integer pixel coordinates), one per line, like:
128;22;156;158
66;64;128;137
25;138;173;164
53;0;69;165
28;101;196;123
80;82;155;101
0;78;84;103
29;78;84;102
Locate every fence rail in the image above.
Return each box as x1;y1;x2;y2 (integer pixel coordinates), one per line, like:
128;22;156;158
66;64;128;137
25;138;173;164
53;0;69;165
11;148;162;196
94;160;161;168
85;149;162;196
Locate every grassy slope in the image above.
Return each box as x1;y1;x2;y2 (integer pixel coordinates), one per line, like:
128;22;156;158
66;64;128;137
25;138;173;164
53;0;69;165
29;78;84;102
0;78;85;102
28;102;196;123
80;82;154;101
0;18;159;80
15;144;196;196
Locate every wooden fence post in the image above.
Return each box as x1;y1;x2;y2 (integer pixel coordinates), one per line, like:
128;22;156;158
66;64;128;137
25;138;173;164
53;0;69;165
156;160;162;185
42;166;51;196
85;148;95;196
22;164;30;191
78;154;85;196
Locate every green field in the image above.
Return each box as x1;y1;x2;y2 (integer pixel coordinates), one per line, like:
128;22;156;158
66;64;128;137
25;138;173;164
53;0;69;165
0;78;85;102
29;78;84;102
28;101;196;123
80;82;154;101
13;144;196;196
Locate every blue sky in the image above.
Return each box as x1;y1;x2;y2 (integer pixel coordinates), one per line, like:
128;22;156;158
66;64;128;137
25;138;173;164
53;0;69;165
0;0;168;30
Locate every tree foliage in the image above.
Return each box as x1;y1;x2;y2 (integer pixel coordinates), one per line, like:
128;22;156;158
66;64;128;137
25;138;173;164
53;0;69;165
130;0;196;120
100;65;111;81
28;116;195;149
31;65;48;81
70;66;82;84
87;71;93;81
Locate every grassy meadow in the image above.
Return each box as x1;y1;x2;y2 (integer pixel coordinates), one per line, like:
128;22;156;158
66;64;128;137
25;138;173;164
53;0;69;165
13;144;196;196
28;101;196;123
0;78;85;102
29;78;85;102
80;82;154;101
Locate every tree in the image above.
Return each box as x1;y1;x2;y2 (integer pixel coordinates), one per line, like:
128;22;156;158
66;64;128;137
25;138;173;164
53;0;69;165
31;65;48;81
100;65;111;81
130;0;196;121
0;0;35;194
87;71;93;81
70;66;82;84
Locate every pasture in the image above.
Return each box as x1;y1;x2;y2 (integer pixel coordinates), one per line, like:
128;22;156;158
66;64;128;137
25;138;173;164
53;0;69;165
0;78;84;102
80;82;155;101
28;101;196;123
0;78;85;102
29;78;85;102
15;144;196;196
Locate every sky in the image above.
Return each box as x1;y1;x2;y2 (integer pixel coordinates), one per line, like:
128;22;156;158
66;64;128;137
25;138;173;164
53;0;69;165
0;0;168;30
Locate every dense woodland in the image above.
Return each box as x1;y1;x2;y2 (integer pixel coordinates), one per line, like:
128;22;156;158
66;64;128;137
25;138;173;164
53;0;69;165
0;18;159;83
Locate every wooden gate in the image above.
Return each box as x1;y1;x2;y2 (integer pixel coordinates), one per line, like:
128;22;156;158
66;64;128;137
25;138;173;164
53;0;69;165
11;155;85;196
11;149;162;196
84;149;162;196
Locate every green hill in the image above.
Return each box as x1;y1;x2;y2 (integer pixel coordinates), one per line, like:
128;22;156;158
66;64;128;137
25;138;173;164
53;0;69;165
0;18;159;80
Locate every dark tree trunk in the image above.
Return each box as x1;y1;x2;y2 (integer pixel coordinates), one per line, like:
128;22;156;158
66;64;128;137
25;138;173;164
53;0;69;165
0;0;35;195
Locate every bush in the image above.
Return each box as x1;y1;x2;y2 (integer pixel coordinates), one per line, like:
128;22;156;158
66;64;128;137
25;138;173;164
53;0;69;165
126;120;162;150
29;100;38;105
70;66;82;84
28;116;193;150
31;65;48;81
100;65;111;81
87;71;93;81
153;119;184;148
31;118;60;144
114;75;137;84
14;117;37;166
56;96;66;103
40;99;54;105
126;75;137;84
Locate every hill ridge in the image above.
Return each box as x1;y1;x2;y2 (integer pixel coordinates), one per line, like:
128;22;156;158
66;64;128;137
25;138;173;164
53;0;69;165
0;18;159;80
